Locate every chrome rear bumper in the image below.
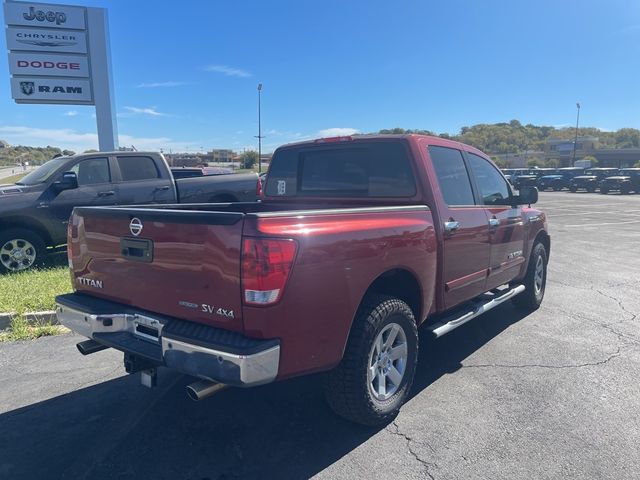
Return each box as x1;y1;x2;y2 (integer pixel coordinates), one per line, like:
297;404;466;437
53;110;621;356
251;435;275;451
56;294;280;387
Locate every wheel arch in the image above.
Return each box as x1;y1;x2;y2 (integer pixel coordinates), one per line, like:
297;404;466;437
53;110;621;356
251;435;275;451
0;216;53;246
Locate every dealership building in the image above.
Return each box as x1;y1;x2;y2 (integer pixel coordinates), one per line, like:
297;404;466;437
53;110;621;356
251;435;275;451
545;137;640;168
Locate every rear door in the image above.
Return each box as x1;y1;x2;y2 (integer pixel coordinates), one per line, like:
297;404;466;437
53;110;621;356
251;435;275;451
427;145;491;309
114;155;175;205
466;152;525;289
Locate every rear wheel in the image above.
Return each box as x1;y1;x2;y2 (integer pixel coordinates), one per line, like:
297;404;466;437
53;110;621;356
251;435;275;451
553;185;562;191
600;186;609;194
324;294;418;426
586;185;596;193
569;185;577;193
621;185;630;195
0;229;46;274
512;242;547;311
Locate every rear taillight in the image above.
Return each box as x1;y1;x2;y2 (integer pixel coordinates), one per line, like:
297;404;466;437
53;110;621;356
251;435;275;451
242;238;297;306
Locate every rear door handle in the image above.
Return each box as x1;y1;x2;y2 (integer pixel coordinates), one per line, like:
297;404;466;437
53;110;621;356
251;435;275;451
444;220;460;233
98;190;115;197
155;185;170;191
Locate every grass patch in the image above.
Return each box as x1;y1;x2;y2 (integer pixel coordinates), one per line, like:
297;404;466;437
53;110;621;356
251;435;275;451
0;263;71;315
0;317;68;342
0;173;26;184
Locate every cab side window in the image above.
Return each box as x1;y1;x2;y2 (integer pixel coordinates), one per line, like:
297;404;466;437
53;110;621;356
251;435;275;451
429;146;475;206
116;156;159;181
70;157;110;185
467;153;511;206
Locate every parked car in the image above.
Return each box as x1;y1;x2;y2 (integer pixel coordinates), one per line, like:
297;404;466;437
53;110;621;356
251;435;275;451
599;168;640;194
537;167;585;191
0;151;259;273
569;168;618;193
56;134;549;426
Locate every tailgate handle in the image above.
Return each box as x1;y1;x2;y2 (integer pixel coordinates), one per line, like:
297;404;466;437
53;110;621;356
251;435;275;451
121;238;153;263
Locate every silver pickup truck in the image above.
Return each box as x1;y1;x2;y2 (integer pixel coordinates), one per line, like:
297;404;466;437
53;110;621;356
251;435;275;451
0;151;259;273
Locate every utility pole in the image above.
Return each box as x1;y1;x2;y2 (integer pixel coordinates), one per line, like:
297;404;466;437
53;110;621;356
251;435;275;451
255;83;264;173
572;102;581;166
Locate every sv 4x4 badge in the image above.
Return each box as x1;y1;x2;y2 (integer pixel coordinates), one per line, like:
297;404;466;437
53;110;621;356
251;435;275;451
178;300;235;319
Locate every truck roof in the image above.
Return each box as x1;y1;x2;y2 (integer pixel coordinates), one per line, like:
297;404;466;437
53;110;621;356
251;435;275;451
277;134;489;158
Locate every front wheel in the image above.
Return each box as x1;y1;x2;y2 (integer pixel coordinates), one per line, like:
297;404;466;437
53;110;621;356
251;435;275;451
0;228;46;274
324;294;418;426
512;242;548;311
569;186;577;193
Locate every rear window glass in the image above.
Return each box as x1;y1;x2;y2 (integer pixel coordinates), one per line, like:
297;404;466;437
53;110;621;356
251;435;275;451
116;156;159;181
265;142;416;197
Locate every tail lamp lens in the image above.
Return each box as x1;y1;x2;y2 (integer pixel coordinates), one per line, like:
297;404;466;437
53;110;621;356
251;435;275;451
242;238;297;305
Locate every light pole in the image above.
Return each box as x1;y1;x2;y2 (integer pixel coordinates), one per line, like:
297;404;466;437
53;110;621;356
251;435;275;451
572;102;581;166
255;83;264;173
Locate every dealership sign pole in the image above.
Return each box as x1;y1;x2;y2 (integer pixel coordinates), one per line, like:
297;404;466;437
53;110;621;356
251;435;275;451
3;0;118;151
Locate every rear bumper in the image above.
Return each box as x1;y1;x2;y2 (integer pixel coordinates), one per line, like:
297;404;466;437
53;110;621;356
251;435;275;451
55;293;280;387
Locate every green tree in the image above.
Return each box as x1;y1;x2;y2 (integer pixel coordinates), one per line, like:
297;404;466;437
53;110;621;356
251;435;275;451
581;155;598;166
240;150;258;169
634;161;640;168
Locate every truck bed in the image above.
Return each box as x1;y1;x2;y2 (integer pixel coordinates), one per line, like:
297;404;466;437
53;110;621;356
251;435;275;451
67;202;437;378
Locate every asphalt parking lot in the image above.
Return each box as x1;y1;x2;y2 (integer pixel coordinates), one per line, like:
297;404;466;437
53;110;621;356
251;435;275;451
1;191;639;480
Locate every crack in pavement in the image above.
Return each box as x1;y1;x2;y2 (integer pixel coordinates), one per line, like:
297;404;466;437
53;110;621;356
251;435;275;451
462;345;624;370
593;288;638;324
386;421;437;479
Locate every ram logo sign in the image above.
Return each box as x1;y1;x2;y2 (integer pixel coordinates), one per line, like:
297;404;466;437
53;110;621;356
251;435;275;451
10;77;92;103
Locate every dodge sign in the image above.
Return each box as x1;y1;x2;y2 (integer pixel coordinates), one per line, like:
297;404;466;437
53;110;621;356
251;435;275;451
9;52;89;77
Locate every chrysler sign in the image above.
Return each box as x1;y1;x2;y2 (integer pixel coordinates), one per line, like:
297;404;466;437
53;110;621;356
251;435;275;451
5;26;88;53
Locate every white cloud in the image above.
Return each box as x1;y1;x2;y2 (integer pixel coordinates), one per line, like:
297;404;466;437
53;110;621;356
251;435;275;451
318;127;359;137
0;125;199;153
205;65;252;78
64;110;78;117
136;81;188;88
123;106;166;117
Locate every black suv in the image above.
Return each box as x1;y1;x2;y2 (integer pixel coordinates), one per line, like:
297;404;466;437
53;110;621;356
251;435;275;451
569;168;618;193
537;167;585;191
600;168;640;194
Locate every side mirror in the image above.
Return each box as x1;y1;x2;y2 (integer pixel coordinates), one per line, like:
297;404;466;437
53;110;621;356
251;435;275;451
54;171;78;191
514;186;538;205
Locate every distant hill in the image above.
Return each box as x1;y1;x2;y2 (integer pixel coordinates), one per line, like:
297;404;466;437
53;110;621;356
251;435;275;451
379;121;640;155
0;144;75;166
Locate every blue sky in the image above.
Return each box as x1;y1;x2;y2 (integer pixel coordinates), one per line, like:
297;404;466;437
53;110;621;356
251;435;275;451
1;0;639;153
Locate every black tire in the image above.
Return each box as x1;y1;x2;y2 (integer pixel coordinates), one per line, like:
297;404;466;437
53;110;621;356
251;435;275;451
569;186;577;193
587;185;596;193
600;187;609;194
324;294;418;426
512;242;548;311
553;185;562;191
621;185;630;195
0;228;46;274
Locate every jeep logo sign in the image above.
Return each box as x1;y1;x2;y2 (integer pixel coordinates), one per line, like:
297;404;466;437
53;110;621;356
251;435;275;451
23;6;67;25
3;2;86;30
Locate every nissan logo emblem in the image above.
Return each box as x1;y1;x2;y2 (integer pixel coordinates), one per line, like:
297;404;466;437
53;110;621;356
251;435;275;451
129;217;143;236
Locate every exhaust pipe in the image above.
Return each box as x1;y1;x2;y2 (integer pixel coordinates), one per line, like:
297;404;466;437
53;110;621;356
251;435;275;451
76;339;108;355
186;380;228;401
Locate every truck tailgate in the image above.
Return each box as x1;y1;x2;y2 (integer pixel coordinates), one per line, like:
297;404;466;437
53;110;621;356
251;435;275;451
69;207;245;332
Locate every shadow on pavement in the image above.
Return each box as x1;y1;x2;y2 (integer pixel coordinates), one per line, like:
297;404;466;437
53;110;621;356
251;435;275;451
0;303;530;479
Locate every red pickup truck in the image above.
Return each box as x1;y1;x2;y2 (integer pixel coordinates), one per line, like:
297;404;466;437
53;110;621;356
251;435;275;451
56;135;549;425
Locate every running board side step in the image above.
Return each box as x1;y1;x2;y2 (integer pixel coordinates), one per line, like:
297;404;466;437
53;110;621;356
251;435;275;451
429;284;525;338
